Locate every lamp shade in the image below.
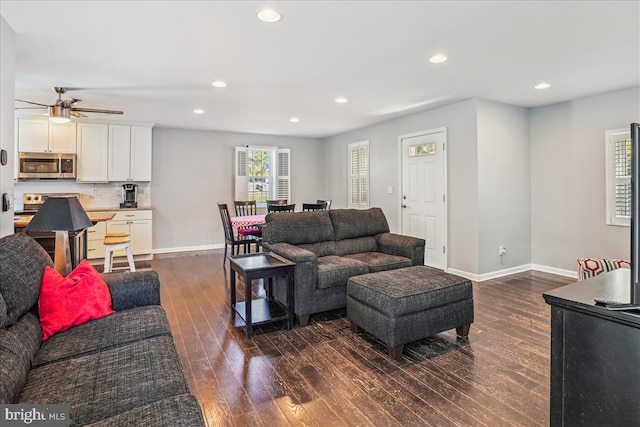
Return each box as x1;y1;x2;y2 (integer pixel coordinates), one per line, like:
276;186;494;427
25;197;93;232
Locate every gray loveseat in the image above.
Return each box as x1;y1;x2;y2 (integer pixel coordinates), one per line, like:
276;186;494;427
0;232;205;426
262;208;425;326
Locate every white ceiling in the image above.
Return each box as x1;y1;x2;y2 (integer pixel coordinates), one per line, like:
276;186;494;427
1;1;638;138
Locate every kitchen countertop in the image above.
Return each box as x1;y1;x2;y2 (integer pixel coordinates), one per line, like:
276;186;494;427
83;206;155;212
14;212;116;228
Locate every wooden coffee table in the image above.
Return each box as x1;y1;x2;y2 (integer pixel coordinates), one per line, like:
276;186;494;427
228;252;295;338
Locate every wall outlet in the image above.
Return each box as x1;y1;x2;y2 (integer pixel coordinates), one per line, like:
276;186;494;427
499;246;507;256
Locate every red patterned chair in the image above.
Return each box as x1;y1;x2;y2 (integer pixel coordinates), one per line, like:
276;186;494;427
577;258;631;281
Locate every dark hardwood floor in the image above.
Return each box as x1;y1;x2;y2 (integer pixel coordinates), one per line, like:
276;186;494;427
151;250;573;426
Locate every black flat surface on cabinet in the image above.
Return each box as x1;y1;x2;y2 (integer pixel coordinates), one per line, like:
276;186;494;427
543;269;640;427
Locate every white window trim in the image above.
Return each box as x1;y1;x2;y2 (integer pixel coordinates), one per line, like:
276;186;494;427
235;146;290;205
605;128;631;227
348;140;369;209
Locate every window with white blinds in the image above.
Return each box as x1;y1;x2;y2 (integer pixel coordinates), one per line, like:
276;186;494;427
605;129;631;226
348;141;369;209
235;146;290;205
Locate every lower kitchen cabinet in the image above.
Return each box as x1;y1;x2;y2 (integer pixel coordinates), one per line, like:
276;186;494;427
86;210;153;260
86;219;107;260
106;210;153;256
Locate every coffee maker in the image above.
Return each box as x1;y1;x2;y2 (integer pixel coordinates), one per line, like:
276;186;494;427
120;183;138;208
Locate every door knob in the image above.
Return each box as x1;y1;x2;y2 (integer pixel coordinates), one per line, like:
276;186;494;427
402;204;407;208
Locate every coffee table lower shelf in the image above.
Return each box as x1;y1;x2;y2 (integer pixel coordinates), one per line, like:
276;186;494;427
234;299;289;327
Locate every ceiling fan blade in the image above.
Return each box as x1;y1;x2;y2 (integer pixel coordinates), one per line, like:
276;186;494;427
15;106;47;110
71;107;123;115
61;98;80;108
15;99;50;107
70;111;87;118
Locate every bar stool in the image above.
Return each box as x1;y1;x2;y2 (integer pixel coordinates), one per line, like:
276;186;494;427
103;232;136;273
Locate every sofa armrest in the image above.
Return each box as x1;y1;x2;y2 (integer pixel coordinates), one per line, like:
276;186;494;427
376;233;425;265
266;242;317;264
102;270;161;311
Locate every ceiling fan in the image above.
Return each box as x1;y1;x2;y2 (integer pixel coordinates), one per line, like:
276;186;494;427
15;87;123;123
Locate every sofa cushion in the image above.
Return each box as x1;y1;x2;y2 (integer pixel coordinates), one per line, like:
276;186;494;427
19;335;190;426
34;305;171;367
329;208;390;241
0;294;7;331
334;236;378;256
39;260;116;340
0;312;42;403
264;211;334;245
0;233;53;327
343;252;413;273
83;394;205;427
297;241;337;257
317;256;369;290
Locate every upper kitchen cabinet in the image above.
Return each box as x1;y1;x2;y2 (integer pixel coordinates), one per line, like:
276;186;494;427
18;119;76;153
77;123;109;182
108;125;152;182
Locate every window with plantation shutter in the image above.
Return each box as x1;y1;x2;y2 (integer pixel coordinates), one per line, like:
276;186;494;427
605;129;631;226
348;141;369;209
235;146;290;205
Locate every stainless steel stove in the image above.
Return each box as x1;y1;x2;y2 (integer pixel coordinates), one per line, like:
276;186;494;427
21;193;80;214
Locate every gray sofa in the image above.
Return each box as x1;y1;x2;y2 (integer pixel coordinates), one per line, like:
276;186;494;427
262;208;425;326
0;232;205;426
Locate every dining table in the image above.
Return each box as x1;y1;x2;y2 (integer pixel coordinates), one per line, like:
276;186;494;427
231;214;266;229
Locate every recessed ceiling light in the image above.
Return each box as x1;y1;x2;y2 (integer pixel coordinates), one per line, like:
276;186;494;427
535;82;551;90
429;54;448;64
211;80;227;88
335;97;348;104
257;8;282;23
193;109;205;114
289;117;300;123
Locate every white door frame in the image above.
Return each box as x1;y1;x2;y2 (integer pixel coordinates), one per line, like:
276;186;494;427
398;127;448;269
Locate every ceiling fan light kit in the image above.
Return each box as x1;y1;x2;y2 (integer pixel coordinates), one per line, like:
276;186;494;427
48;105;71;123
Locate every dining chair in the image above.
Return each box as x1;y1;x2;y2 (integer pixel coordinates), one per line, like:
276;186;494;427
302;202;328;211
317;199;332;210
233;200;261;237
218;203;259;264
234;200;257;216
267;203;296;213
266;199;288;206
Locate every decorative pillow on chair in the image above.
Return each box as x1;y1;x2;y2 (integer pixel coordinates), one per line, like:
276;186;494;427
577;258;631;281
39;259;115;340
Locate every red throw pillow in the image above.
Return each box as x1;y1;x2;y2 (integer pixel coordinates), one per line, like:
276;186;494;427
39;259;115;340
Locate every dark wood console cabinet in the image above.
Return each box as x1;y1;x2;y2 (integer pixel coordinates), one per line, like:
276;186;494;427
543;269;640;426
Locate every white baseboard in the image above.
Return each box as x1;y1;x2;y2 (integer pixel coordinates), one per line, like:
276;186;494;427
448;263;577;282
153;244;224;254
530;264;578;279
447;264;532;282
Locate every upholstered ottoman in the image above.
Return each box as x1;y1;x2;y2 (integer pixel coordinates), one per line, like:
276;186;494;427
347;265;474;359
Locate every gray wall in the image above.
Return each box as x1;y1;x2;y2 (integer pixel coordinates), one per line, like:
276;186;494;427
322;99;480;274
477;100;531;275
531;87;640;271
0;16;15;237
150;127;323;252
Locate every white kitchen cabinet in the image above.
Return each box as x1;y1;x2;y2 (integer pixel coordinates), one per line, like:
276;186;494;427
86;219;107;260
18;119;48;152
76;123;109;182
48;121;77;153
108;125;152;182
106;210;153;256
17;119;76;153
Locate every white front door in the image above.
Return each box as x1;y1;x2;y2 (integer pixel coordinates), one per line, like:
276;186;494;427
400;129;447;269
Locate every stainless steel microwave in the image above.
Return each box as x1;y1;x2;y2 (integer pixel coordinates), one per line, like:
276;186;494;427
18;152;76;179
